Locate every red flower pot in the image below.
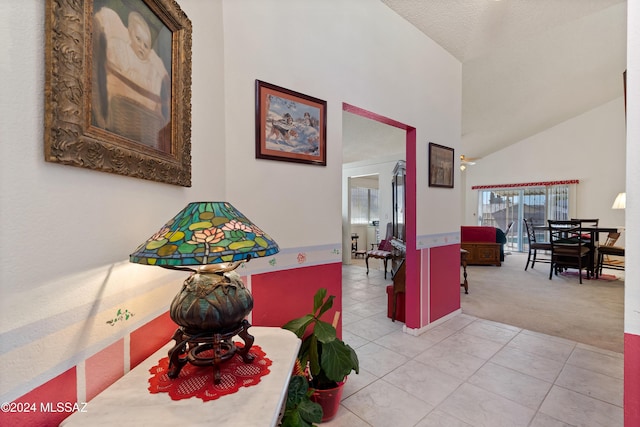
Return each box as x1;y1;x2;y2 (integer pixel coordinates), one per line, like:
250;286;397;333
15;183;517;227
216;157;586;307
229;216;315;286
310;379;345;422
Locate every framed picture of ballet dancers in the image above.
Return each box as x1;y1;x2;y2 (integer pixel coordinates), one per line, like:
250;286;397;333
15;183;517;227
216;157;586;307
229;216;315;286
44;0;193;187
255;80;327;166
428;143;454;188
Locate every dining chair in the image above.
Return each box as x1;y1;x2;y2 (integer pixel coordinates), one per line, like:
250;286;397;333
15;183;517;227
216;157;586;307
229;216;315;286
523;218;551;271
571;218;600;272
548;219;591;284
596;232;624;278
601;231;620;247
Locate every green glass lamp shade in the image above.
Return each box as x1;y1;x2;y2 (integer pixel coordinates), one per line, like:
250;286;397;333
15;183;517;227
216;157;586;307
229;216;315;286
130;202;279;266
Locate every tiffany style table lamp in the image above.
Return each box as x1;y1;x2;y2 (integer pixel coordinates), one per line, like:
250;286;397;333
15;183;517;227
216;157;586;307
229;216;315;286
130;202;279;383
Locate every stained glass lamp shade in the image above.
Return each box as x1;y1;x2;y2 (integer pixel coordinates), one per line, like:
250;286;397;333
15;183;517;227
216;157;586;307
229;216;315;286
130;201;279;267
129;202;279;384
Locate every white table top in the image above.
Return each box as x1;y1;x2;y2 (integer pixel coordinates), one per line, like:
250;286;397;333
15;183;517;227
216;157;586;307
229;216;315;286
61;327;301;427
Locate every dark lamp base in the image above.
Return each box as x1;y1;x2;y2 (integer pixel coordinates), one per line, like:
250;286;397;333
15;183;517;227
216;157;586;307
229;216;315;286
170;271;254;331
167;319;255;384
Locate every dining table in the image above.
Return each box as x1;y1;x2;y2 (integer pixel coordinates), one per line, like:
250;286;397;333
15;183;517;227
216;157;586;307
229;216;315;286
533;224;620;277
534;225;619;242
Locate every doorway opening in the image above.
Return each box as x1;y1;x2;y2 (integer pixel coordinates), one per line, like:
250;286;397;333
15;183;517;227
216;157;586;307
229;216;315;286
341;103;417;326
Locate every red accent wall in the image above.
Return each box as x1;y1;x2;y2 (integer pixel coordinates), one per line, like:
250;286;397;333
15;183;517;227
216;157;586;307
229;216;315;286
625;332;640;426
251;263;343;335
404;128;419;328
0;368;76;427
130;311;176;369
429;244;461;322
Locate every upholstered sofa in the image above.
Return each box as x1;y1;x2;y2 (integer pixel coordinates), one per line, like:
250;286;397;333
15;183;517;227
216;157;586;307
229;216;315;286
460;226;507;266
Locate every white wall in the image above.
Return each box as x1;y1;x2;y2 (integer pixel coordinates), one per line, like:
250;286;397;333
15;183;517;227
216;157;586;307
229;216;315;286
0;0;227;403
0;0;228;291
626;0;640;335
221;0;462;252
463;97;626;233
0;0;462;403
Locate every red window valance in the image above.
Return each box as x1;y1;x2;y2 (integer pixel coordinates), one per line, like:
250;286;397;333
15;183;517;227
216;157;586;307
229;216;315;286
471;179;579;190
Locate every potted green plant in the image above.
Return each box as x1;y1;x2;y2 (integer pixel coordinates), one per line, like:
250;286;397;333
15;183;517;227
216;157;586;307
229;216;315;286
282;288;359;421
279;375;323;427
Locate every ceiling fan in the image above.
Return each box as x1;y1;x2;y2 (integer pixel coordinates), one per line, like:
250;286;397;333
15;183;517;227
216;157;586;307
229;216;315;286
460;154;480;170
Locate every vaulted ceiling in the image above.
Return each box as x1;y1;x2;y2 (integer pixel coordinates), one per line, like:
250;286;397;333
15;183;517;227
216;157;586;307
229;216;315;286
343;0;627;164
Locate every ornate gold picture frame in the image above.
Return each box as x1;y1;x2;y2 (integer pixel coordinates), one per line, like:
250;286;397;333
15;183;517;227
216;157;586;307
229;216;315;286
44;0;192;186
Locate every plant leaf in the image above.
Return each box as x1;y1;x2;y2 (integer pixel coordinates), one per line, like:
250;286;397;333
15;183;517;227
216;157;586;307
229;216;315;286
280;410;305;427
282;315;314;338
349;343;360;375
286;375;309;408
317;295;334;319
313;288;327;313
297;399;323;423
320;340;359;382
314;319;337;343
309;335;320;376
281;376;321;427
298;335;312;368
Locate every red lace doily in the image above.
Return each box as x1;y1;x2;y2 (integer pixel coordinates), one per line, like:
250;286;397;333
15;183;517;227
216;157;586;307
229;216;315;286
148;343;272;401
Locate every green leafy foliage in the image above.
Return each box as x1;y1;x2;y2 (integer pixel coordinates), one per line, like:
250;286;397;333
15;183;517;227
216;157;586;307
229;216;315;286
280;375;323;427
282;288;359;390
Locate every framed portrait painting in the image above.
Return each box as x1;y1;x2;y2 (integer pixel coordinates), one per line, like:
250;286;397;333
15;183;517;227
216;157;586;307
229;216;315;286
44;0;193;186
255;80;327;166
428;143;454;188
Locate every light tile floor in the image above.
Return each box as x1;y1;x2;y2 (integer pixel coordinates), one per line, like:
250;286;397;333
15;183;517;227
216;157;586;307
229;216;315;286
324;263;624;427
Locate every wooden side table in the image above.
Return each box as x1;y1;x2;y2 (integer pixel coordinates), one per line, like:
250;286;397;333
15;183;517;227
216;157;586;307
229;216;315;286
461;249;469;294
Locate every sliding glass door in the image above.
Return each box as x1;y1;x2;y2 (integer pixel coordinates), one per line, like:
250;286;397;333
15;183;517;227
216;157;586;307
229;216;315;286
477;184;573;252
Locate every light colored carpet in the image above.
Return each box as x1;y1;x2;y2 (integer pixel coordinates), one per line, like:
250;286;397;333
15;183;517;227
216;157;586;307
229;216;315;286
461;252;624;353
347;251;624;353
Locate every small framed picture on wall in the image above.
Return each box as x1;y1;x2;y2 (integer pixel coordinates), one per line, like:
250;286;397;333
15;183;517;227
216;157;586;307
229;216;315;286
428;143;454;188
255;80;327;166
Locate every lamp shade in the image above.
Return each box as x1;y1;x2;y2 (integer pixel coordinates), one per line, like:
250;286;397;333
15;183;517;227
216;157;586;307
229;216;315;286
612;192;626;209
130;202;279;266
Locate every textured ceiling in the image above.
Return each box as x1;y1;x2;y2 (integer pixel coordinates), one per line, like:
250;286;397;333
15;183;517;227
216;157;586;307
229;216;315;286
344;0;627;164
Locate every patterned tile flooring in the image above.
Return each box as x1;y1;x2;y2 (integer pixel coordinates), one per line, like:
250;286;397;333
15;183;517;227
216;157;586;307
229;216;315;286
322;263;624;427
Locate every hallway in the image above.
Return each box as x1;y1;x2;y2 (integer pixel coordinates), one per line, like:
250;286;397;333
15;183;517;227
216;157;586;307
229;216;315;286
326;263;624;426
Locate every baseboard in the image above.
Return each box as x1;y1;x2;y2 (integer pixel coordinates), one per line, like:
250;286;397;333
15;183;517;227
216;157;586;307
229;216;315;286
402;308;462;336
